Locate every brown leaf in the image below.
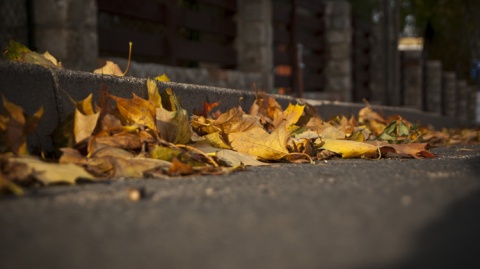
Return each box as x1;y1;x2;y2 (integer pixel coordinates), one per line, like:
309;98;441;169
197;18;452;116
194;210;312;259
155;87;192;144
365;141;435;158
111;93;156;130
167;157;194;176
194;100;221;117
214;107;263;134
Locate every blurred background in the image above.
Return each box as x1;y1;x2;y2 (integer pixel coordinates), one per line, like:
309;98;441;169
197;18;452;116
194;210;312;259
1;0;479;124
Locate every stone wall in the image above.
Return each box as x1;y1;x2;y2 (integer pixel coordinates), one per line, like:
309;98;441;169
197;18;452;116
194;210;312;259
424;61;442;114
109;57;262;91
323;0;352;101
401;50;423;109
236;0;273;91
33;0;98;71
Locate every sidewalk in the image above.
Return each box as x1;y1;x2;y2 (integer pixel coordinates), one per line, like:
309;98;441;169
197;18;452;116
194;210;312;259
0;60;462;155
1;144;479;269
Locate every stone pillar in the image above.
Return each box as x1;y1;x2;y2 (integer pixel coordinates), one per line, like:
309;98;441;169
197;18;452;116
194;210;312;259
442;72;457;117
323;1;352;101
236;0;273;91
467;86;478;124
400;50;423;109
33;0;98;71
456;80;468;120
424;61;442;114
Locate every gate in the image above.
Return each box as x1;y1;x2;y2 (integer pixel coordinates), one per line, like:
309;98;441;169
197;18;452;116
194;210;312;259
273;0;325;97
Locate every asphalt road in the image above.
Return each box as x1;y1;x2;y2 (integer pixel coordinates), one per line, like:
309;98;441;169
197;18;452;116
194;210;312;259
1;144;480;269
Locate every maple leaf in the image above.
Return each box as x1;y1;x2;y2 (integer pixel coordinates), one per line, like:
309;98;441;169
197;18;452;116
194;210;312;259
213;107;263;134
272;103;305;132
110;93;156;131
229;121;290;160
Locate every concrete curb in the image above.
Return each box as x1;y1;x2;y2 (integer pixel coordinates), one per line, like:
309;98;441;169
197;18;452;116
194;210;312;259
0;60;462;154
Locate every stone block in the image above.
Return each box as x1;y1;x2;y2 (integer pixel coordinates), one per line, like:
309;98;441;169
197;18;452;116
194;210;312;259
424;61;442;114
326;30;351;44
327;43;351;60
35;28;98;71
332;16;351;30
324;60;351;77
442;72;457;117
456;80;468;120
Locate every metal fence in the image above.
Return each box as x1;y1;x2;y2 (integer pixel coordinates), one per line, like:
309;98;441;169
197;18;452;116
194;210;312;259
273;0;325;97
97;0;237;69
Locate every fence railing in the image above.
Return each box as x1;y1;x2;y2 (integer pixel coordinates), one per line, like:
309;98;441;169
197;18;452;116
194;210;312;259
273;0;325;97
97;0;237;68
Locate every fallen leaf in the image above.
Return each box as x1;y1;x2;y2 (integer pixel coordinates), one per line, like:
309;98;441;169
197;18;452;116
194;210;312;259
155;73;170;82
167;157;194;176
229;121;290;160
192;143;268;166
155;88;192;144
111;93;156;130
319;139;379;158
9;156;94;185
3;40;61;68
194;100;221;117
94;61;124;76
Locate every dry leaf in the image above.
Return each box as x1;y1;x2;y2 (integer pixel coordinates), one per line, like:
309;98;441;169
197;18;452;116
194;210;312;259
167;157;194;176
111;93;156;130
94;61;124;76
229;121;290;160
9;156;94;185
319;139;379;158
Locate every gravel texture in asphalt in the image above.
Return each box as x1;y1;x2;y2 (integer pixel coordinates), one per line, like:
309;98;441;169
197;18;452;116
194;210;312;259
1;144;480;269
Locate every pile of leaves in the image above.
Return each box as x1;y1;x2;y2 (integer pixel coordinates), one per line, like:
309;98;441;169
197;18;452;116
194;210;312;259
1;40;479;196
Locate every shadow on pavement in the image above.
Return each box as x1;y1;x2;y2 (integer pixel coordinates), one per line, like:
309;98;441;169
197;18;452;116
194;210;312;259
358;187;480;269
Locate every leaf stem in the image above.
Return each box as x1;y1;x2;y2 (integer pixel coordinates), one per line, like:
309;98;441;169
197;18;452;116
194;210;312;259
123;42;132;76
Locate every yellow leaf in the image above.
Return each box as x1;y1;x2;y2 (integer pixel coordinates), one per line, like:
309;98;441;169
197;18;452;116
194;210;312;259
155;73;171;82
320;139;379;158
147;78;162;108
273;103;305;129
229;121;290;160
94;61;124;76
10;156;94;185
74;110;100;144
73;94;100;144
